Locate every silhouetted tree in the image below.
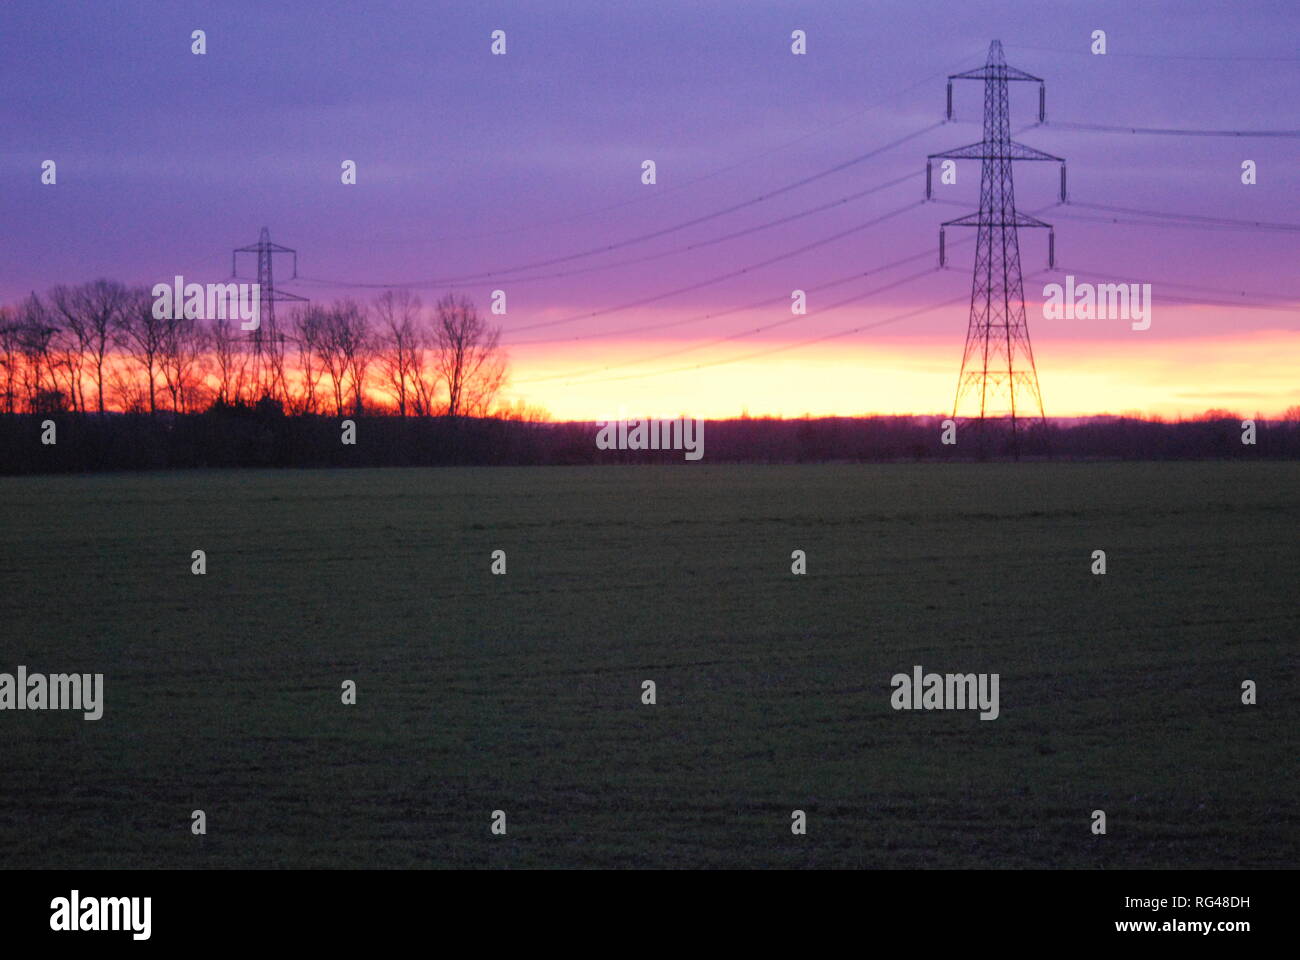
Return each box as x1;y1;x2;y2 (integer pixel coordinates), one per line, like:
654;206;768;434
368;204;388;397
0;307;19;414
317;304;351;416
431;293;505;417
16;294;58;412
118;287;168;414
49;279;130;415
211;317;247;407
160;312;208;413
375;289;421;416
337;301;375;416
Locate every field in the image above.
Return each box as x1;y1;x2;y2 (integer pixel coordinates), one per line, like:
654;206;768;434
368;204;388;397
0;463;1296;868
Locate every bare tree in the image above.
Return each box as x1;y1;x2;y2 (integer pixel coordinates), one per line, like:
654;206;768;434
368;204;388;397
0;285;511;420
16;294;60;411
0;307;19;413
49;279;130;415
317;305;351;416
23;289;84;413
259;313;290;407
160;313;208;413
209;317;249;407
431;293;506;418
289;305;327;415
496;397;551;423
107;361;148;413
310;300;373;416
374;289;422;416
118;287;168;414
49;304;86;412
411;321;442;417
336;301;374;416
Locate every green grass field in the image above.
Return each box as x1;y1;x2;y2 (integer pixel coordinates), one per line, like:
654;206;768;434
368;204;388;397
1;463;1296;868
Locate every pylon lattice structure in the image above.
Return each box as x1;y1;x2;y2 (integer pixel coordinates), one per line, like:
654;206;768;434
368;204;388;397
927;40;1067;439
233;227;307;401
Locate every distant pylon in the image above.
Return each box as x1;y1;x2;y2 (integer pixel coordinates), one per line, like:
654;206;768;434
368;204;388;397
927;40;1067;443
233;228;307;401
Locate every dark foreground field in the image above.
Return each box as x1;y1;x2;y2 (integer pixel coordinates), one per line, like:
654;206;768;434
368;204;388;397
1;463;1296;868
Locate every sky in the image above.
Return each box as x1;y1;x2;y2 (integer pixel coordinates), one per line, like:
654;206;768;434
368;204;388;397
2;0;1297;419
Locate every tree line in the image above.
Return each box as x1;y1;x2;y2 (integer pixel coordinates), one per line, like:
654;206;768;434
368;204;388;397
0;281;519;419
4;411;1298;476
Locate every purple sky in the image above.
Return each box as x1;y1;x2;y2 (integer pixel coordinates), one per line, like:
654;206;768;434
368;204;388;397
2;0;1297;349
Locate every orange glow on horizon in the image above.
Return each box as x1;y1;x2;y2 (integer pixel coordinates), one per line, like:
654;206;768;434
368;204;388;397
501;329;1300;421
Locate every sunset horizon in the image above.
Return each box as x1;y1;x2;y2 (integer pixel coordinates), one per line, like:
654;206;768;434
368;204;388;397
2;0;1297;916
4;2;1296;424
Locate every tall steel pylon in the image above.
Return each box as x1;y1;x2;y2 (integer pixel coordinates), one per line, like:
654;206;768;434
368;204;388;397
926;40;1066;442
233;227;307;401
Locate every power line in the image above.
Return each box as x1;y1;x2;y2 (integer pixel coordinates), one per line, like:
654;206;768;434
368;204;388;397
299;123;944;290
1040;120;1300;138
932;197;1300;234
1067;201;1300;232
514;245;979;384
1129;292;1298;313
362;56;987;249
1053;210;1300;234
1004;43;1300;64
511;237;975;355
512;197;1049;359
519;246;1297;387
1056;266;1300;303
544;281;1008;387
1056;268;1299;313
544;265;943;386
538;261;946;385
501;199;924;336
298;169;919;294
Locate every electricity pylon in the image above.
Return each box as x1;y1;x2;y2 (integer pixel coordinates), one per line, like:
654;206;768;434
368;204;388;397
233;227;307;402
926;40;1066;446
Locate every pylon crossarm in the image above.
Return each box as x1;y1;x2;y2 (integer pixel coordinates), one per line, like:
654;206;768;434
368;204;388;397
942;213;1053;229
1010;211;1052;229
1006;140;1063;162
928;141;990;160
929;141;1062;162
949;65;1042;83
234;241;296;254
